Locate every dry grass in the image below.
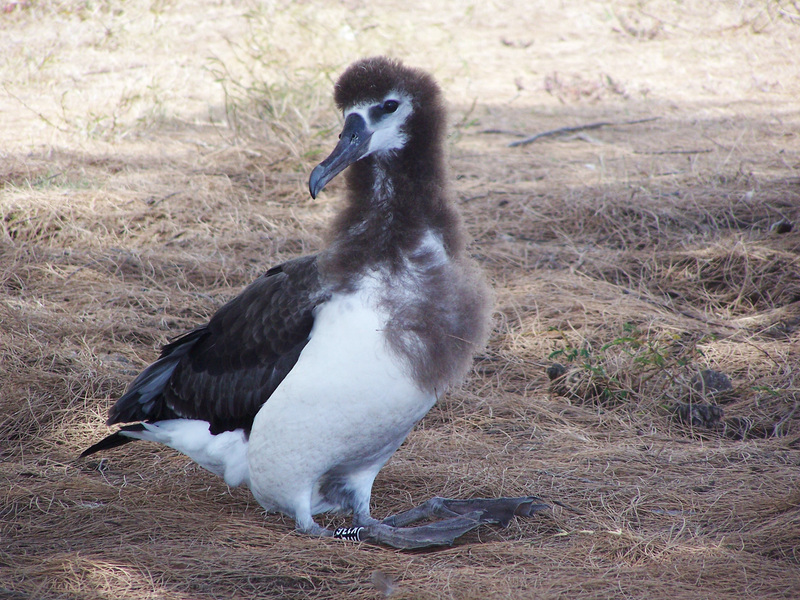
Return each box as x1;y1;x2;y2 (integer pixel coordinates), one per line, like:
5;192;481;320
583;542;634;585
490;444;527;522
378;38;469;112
2;0;800;598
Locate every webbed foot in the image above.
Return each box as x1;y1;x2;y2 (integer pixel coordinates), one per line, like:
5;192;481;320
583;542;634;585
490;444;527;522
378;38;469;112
330;496;549;549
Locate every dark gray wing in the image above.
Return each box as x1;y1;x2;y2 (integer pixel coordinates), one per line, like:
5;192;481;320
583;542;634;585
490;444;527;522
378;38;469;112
105;254;327;435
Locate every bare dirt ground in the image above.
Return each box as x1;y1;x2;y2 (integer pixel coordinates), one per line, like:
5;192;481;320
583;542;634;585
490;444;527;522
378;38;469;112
2;1;799;598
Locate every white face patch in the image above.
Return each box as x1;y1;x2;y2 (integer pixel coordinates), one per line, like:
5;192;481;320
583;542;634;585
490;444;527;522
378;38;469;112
344;91;413;157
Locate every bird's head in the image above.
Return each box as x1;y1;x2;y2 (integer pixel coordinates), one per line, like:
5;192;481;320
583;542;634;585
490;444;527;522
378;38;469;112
309;56;445;199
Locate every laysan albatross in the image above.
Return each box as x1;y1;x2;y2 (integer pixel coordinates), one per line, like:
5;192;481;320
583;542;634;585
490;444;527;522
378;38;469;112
81;56;547;548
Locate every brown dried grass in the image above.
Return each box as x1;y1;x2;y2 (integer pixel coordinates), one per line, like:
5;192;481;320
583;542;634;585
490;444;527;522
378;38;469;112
2;1;800;599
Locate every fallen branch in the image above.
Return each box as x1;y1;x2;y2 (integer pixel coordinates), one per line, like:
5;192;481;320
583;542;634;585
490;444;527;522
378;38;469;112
633;148;712;155
479;128;528;137
508;117;659;147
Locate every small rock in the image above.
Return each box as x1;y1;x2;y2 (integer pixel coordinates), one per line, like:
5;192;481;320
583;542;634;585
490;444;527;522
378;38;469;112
690;369;732;396
671;401;724;429
770;219;793;234
546;363;567;381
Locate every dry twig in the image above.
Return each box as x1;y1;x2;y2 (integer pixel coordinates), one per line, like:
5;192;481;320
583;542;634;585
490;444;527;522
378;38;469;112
507;117;659;147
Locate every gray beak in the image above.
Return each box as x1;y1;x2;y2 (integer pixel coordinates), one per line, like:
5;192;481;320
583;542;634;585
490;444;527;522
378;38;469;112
309;113;372;199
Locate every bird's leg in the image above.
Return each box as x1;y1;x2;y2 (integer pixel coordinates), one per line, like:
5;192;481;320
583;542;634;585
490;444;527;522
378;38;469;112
329;496;549;550
296;518;334;538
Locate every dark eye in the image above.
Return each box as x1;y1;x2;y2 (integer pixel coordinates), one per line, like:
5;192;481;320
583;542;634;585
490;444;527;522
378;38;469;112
382;100;399;113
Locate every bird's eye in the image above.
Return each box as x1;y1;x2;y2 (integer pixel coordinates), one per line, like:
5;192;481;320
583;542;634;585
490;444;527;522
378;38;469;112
382;100;399;114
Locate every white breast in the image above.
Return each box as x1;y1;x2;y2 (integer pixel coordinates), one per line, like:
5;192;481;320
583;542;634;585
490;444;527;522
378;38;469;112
246;274;436;526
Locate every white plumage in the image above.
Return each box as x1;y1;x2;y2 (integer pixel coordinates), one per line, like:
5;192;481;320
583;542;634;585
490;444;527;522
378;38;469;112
123;420;250;487
248;272;436;531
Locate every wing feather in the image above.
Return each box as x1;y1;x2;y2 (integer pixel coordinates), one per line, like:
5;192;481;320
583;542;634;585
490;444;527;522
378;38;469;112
106;255;327;434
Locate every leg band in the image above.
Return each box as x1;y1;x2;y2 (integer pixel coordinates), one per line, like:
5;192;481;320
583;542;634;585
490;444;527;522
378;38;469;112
333;526;365;541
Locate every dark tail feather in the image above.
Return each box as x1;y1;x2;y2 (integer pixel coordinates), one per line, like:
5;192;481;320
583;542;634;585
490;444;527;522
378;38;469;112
79;424;146;458
83;328;208;459
107;327;207;425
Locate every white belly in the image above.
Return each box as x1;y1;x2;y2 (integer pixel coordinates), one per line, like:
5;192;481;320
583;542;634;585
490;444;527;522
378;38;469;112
247;281;435;526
